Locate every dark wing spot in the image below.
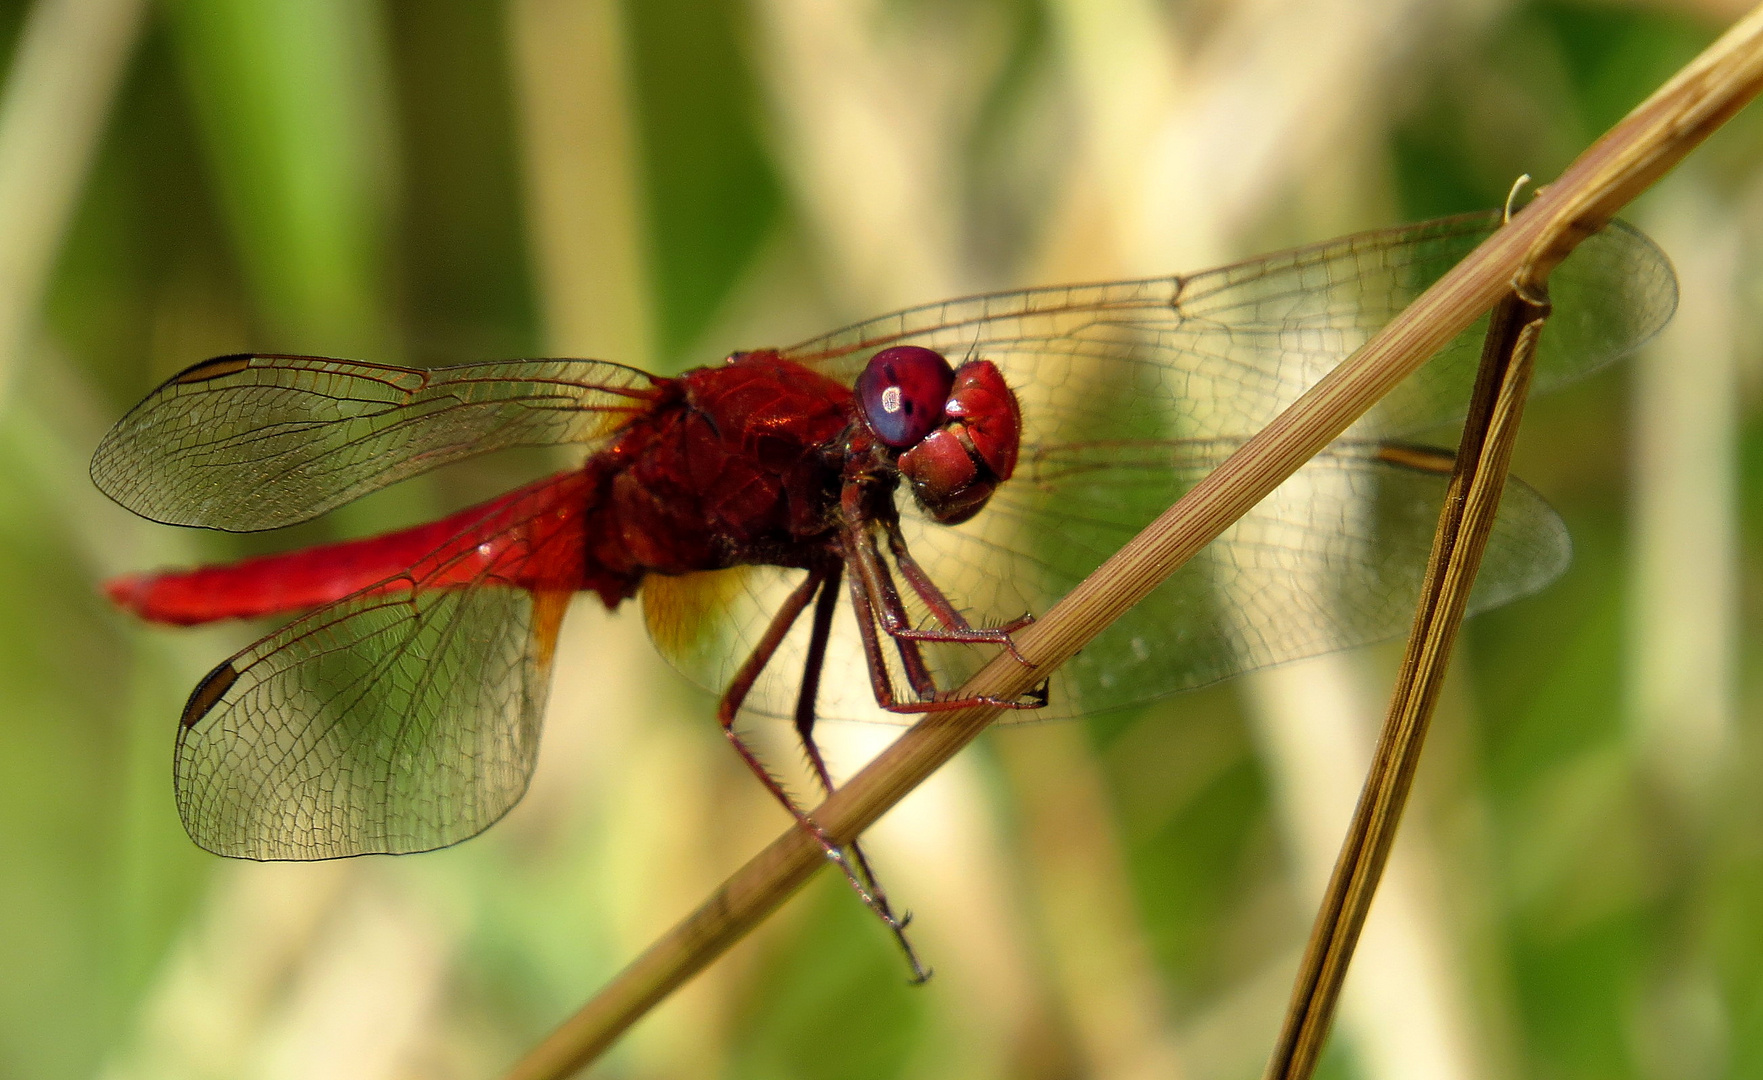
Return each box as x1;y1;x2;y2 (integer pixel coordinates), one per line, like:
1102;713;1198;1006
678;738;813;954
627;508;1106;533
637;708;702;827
174;355;255;384
182;662;240;727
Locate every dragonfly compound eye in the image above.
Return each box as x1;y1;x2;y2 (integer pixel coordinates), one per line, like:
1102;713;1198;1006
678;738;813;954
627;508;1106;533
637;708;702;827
856;345;956;449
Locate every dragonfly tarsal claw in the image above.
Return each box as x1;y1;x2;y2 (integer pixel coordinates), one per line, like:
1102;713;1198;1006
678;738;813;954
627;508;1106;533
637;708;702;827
998;618;1037;667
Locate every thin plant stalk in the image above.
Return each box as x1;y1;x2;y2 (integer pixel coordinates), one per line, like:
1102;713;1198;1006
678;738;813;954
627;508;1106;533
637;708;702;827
1262;282;1550;1080
503;10;1763;1079
0;0;146;403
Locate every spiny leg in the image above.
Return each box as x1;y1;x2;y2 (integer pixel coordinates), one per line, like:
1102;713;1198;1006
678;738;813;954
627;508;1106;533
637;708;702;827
837;482;1030;653
715;565;909;934
792;568;930;982
845;520;1048;711
882;516;1036;665
876;517;1047;701
791;566;844;793
843;523;943;699
842;534;1043;714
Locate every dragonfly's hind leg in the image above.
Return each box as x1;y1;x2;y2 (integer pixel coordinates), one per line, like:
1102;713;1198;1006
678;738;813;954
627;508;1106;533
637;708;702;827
716;564;929;980
791;569;930;982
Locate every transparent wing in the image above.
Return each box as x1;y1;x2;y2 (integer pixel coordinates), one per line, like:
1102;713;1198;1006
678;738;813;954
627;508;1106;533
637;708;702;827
93;354;662;531
172;477;583;859
781;213;1675;444
730;212;1665;720
644;442;1570;723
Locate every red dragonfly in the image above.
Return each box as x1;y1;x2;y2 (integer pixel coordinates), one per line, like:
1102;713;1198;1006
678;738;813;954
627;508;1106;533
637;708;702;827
94;211;1672;936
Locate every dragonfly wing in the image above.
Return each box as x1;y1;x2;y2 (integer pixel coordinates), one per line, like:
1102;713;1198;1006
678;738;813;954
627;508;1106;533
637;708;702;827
881;441;1569;721
781;213;1674;443
171;479;584;858
641;564;769;705
93;354;661;531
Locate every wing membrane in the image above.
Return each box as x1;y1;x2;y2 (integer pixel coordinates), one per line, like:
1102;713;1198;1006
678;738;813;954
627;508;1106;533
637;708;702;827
172;478;584;858
781;213;1675;444
987;440;1569;717
93;354;661;531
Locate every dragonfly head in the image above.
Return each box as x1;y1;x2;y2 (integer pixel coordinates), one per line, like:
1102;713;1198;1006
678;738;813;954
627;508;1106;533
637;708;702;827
857;346;1021;526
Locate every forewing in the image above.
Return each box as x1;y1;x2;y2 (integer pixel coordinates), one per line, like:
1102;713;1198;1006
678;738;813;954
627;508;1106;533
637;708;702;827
172;488;580;859
646;444;1569;724
93;354;660;531
781;213;1675;443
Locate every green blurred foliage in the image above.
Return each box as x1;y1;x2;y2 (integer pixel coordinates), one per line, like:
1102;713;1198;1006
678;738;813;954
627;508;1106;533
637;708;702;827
626;0;780;368
386;0;539;365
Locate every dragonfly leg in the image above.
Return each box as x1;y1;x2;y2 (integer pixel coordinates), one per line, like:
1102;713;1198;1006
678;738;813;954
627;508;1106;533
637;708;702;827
791;567;843;794
881;516;1036;666
843;526;1047;715
716;565;923;960
792;568;930;983
844;525;944;699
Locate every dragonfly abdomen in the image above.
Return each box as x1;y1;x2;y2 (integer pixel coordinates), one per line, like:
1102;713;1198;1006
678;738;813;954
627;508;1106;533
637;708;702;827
106;471;620;623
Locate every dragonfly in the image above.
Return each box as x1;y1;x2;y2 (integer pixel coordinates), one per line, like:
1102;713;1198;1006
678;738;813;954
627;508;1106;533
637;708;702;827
94;210;1674;967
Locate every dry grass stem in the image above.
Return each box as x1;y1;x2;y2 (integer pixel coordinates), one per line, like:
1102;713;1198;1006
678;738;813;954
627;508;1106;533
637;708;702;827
503;9;1763;1078
0;0;146;401
1263;286;1549;1080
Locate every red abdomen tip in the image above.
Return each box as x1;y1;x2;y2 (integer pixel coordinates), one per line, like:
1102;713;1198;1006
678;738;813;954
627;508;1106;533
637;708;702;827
103;573;150;616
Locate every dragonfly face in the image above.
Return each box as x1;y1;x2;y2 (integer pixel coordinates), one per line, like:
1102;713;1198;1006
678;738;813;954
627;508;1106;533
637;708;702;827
844;343;1024;526
893;357;1021;525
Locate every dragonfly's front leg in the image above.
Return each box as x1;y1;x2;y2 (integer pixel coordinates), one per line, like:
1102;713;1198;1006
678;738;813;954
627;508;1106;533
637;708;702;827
880;514;1036;666
840;518;1047;714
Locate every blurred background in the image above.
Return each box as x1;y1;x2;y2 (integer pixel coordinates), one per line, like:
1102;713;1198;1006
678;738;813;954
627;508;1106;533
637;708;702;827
3;0;1761;1078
